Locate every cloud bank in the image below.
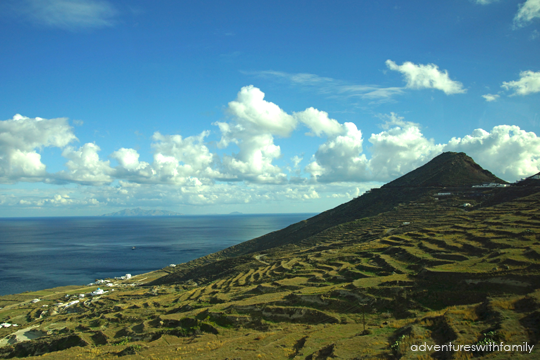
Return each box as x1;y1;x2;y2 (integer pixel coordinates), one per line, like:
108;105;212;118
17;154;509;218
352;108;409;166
2;85;540;211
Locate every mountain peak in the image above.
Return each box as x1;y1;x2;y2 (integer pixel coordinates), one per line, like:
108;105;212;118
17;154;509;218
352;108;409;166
383;152;507;188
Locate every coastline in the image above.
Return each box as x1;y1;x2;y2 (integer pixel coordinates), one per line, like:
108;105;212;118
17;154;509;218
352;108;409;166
0;268;170;349
0;213;317;297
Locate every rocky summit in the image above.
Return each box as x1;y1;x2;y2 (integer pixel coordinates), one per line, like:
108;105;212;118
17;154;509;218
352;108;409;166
1;152;540;359
382;152;507;188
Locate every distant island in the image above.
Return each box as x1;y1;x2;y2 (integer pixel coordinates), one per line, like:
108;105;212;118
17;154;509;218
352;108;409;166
229;211;243;215
101;208;182;217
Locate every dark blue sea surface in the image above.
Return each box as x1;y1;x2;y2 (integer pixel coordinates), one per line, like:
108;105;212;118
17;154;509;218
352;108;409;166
0;214;315;296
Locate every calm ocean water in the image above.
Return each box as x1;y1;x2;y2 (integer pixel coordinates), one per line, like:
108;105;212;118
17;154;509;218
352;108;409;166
0;213;315;296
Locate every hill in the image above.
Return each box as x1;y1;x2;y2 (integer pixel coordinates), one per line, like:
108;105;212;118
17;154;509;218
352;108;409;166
383;152;507;188
151;152;511;284
101;208;182;217
1;152;540;359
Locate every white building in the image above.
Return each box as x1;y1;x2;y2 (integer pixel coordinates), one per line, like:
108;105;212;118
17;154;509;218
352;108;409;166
92;288;106;296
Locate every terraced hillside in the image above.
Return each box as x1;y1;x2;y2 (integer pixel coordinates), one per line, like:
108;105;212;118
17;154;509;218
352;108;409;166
153;152;508;275
1;153;540;359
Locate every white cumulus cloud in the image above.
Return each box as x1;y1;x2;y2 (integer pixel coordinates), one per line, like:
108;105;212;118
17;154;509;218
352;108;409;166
514;0;540;27
4;85;540;215
226;85;296;137
150;131;219;184
305;122;369;183
305;113;444;183
302;112;540;184
482;94;500;102
111;131;220;186
444;125;540;179
57;143;114;185
215;86;295;184
386;60;466;95
219;132;285;184
368;114;443;181
0;114;77;183
110;148;154;181
280;186;320;200
294;107;343;137
502;70;540;96
111;148;150;172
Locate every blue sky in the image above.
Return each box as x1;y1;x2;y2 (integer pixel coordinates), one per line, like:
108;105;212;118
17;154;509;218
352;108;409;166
1;0;539;216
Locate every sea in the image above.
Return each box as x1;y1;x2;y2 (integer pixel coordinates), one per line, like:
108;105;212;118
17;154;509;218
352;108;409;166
0;213;316;296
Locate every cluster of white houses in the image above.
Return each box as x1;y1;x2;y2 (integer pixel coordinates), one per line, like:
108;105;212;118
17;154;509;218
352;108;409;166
0;274;139;325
